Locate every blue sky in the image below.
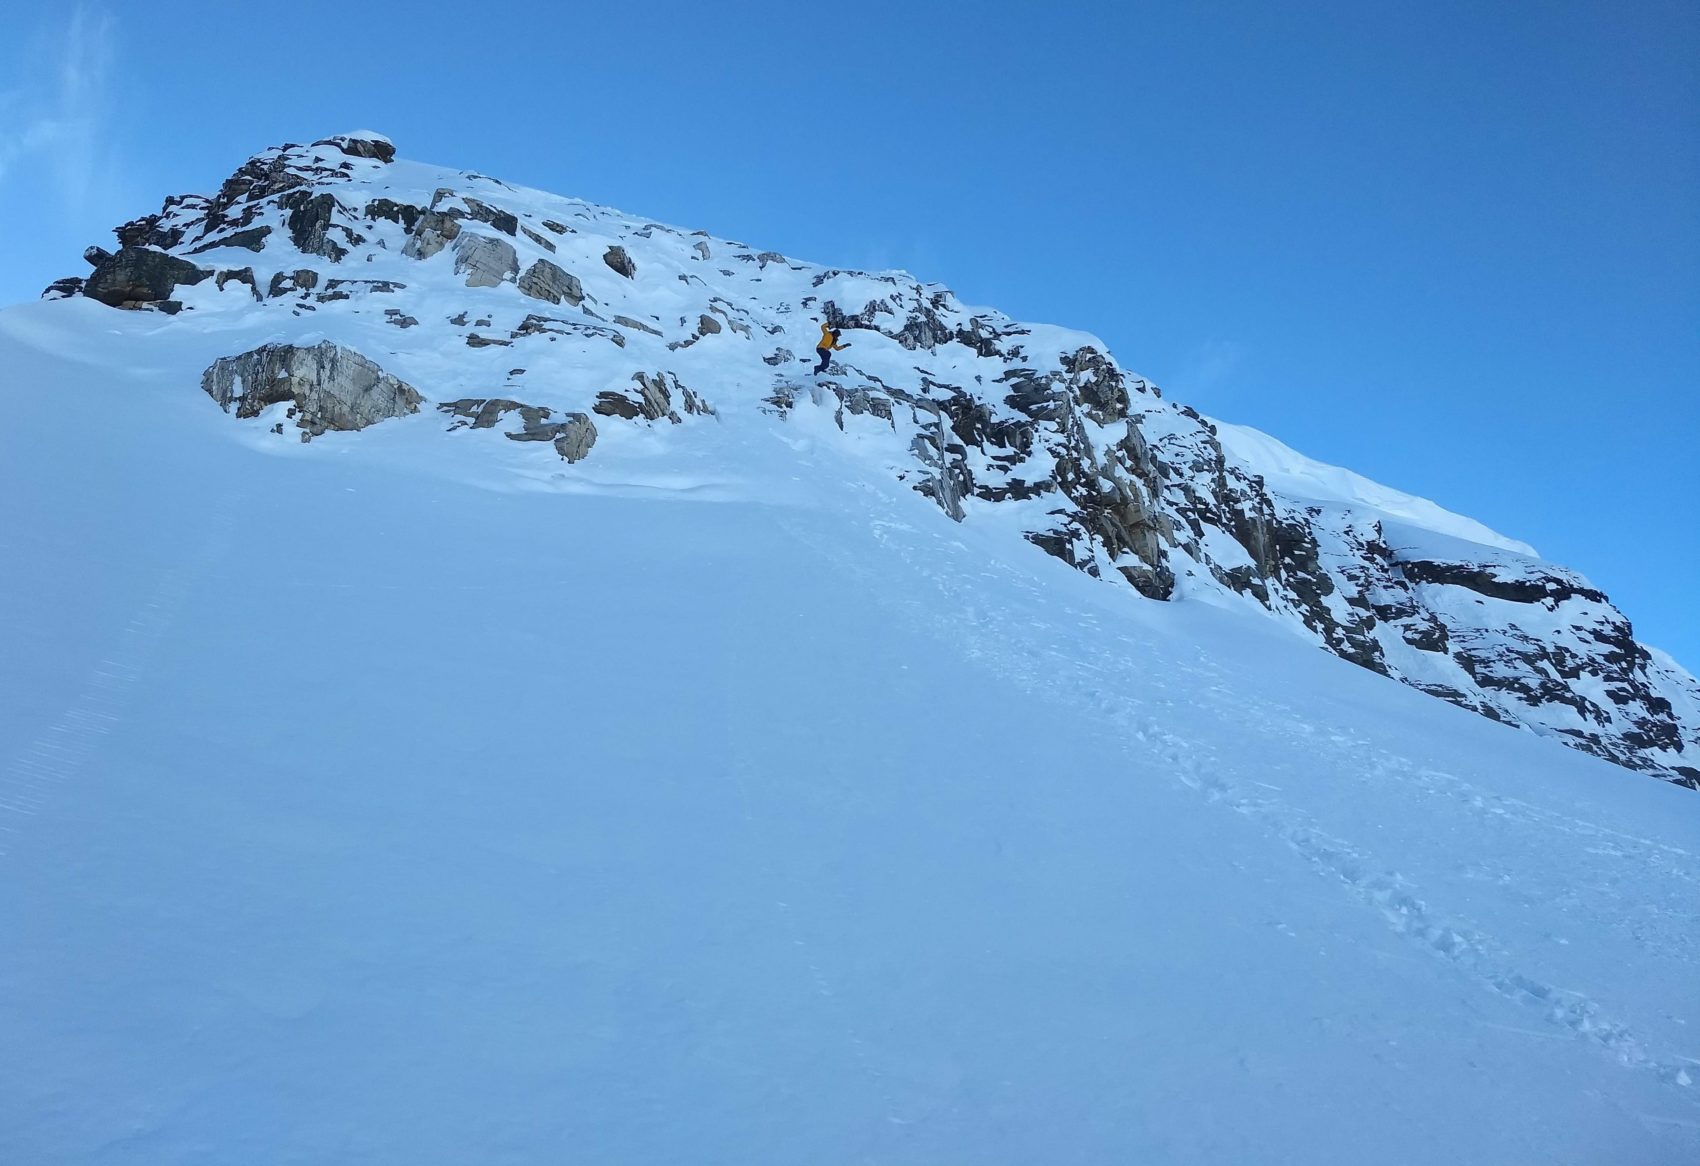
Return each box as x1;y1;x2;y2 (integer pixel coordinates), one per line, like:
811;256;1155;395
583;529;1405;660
3;0;1695;667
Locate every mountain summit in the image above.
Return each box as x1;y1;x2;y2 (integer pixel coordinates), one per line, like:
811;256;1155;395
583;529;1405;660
41;131;1698;787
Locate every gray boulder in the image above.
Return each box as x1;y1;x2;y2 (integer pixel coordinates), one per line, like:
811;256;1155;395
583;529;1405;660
603;245;636;278
553;414;597;463
517;258;583;306
402;210;463;260
201;341;422;438
453;232;518;287
84;247;213;308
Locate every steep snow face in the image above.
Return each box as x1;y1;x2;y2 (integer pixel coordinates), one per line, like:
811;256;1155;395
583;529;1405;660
4;293;1700;1166
39;131;1700;787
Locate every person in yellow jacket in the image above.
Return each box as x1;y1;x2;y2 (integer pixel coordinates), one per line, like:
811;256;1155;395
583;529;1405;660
814;321;850;374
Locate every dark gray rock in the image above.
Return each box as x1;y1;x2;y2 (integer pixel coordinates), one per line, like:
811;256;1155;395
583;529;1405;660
312;133;397;163
463;198;518;236
188;226;272;254
438;398;597;463
591;371;709;424
603;245;636;278
513;314;626;347
84;247;212;308
520;225;557;252
517;258;583;305
266;268;321;298
365;198;425;233
83;245;113;267
215;268;261;300
280;190;360;261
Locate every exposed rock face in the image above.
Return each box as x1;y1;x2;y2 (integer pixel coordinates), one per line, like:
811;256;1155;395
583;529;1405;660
517;258;582;305
514;314;625;347
402;210;462;260
453;233;518;287
313;132;397;164
280;191;362;261
592;371;710;424
42;130;1700;787
553;414;597;462
201;342;422;438
603;245;636;278
438;398;598;462
266;268;321;297
83;247;213;308
612;315;662;337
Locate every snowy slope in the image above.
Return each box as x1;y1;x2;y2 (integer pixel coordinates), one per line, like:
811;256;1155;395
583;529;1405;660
3;133;1699;1163
37;131;1699;786
1211;419;1538;556
2;295;1698;1165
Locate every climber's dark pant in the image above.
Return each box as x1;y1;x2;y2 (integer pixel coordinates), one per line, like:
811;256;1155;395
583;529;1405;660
814;346;832;374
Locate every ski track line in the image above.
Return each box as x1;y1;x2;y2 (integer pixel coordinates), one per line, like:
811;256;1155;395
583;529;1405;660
781;492;1700;1100
0;496;240;861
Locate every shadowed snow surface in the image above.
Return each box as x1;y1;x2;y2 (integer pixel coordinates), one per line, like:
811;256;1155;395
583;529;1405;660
1;300;1697;1164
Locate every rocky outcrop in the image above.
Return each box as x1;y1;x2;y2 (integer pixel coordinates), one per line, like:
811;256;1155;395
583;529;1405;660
280;191;362;261
438;398;599;463
83;247;213;308
514;314;626;347
202;342;422;438
453;233;518;287
553;414;597;463
613;315;663;337
402;209;462;260
517;259;582;305
312;132;396;164
592;371;711;423
39;130;1698;787
266;268;321;297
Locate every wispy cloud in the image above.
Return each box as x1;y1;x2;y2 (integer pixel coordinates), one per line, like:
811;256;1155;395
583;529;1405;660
0;3;118;210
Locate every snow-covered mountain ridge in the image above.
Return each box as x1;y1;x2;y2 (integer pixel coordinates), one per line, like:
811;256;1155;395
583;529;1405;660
42;131;1700;787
